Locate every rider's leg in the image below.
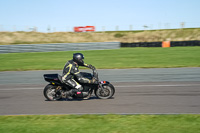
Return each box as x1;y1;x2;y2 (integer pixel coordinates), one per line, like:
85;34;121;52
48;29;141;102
68;79;83;92
63;78;83;98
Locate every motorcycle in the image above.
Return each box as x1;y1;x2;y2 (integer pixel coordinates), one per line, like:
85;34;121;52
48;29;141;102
43;67;115;101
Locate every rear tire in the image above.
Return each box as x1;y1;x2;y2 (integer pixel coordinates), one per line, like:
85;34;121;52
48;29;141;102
95;84;115;99
43;84;62;101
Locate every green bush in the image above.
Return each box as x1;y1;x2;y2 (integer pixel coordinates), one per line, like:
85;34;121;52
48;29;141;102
114;33;125;38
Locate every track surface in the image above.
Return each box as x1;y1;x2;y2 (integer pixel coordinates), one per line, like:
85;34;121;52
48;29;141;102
0;68;200;115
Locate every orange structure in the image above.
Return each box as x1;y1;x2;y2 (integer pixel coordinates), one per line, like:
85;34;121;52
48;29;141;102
162;41;171;47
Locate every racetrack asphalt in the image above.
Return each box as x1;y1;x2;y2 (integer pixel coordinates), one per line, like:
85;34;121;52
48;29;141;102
0;68;200;115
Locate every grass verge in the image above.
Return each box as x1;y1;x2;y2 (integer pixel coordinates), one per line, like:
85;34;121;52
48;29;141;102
0;114;200;133
0;47;200;71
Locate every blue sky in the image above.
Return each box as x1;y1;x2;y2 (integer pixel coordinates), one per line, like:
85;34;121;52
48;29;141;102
0;0;200;32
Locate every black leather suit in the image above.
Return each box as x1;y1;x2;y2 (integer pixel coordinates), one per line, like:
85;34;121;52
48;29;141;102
62;60;92;90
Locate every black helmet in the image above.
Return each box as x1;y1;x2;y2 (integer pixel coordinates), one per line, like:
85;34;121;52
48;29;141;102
73;53;84;66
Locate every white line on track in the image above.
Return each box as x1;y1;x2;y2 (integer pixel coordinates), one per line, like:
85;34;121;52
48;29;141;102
0;88;42;91
0;84;200;91
117;84;200;88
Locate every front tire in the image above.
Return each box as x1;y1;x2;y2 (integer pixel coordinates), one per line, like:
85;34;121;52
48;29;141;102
43;84;62;101
95;84;115;99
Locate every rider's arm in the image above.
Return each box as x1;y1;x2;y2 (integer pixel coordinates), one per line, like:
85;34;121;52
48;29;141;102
83;63;90;67
83;63;95;69
74;63;96;84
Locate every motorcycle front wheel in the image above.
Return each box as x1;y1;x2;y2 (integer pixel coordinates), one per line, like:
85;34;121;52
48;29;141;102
43;84;62;101
95;84;115;99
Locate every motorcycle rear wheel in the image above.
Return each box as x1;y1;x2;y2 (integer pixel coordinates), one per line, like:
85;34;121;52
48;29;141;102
95;84;115;99
43;84;62;101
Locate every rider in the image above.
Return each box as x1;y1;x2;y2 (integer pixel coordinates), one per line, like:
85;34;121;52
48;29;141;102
62;53;97;99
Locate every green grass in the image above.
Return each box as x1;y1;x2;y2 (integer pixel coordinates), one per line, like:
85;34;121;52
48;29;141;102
0;114;200;133
0;47;200;71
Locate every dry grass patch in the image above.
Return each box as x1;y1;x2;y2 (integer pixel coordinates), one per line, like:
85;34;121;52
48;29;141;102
0;28;200;45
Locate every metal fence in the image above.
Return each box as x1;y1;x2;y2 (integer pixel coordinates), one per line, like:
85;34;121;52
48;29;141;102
0;42;120;54
1;22;200;32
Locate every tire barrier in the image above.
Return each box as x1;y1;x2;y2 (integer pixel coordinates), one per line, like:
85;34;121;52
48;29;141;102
171;40;200;47
121;40;200;47
121;42;162;47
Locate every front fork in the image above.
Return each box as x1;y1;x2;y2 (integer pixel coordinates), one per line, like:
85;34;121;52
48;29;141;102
98;81;110;91
99;83;104;91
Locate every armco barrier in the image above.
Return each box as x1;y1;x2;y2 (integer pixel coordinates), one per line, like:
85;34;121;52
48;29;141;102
0;42;120;54
121;40;200;47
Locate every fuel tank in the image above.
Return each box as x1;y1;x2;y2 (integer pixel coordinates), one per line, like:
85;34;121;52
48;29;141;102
80;72;93;80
